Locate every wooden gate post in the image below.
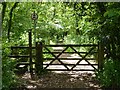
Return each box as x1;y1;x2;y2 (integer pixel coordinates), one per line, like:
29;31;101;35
35;42;43;75
29;30;33;76
98;42;104;70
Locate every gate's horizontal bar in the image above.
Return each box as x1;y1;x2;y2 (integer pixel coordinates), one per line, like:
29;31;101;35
43;52;98;54
45;44;98;47
15;63;98;66
15;62;98;66
43;64;98;65
10;44;98;49
44;69;95;71
44;58;96;60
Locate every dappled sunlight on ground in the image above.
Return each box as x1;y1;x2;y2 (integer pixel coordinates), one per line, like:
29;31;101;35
18;71;101;89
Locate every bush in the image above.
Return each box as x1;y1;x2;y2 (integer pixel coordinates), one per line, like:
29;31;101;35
2;42;18;90
97;58;120;89
2;59;17;89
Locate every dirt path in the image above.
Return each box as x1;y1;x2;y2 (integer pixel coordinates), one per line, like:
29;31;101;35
17;71;101;89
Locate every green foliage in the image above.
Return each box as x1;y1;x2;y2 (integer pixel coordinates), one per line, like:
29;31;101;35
2;59;17;89
2;2;120;89
2;2;98;45
2;41;18;89
97;58;120;88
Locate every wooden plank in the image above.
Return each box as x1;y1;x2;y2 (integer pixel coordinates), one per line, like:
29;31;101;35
44;58;95;60
44;69;95;71
43;64;98;65
43;52;97;54
10;44;97;49
10;44;97;50
32;68;95;71
45;44;98;47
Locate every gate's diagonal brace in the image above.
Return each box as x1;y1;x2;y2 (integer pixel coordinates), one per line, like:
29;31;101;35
83;47;98;71
83;58;98;71
43;46;57;69
44;46;70;70
70;46;87;70
70;46;83;58
70;46;96;70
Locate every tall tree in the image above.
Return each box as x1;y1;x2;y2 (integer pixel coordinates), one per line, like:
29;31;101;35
7;2;18;42
2;2;7;23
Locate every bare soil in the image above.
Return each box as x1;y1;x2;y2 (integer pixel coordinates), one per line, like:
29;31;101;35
13;71;101;90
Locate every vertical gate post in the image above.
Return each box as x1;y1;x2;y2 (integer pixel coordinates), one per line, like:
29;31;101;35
29;30;33;76
98;42;104;70
35;42;43;75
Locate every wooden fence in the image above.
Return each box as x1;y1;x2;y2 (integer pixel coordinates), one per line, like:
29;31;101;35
9;31;104;75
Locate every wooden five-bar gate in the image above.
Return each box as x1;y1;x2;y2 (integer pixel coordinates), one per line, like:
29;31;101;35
9;31;104;75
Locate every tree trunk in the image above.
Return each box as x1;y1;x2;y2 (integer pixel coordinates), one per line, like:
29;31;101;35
2;2;7;23
7;2;18;42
